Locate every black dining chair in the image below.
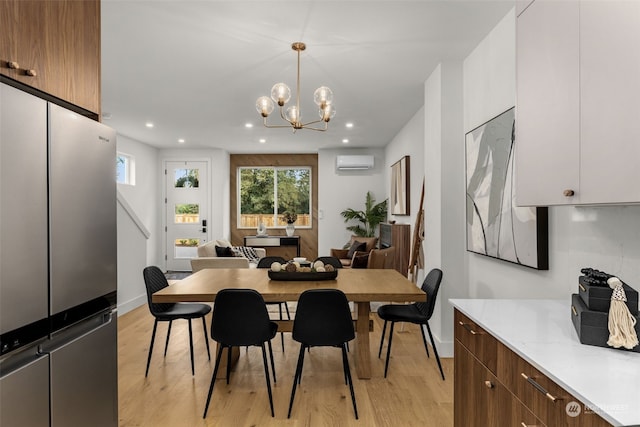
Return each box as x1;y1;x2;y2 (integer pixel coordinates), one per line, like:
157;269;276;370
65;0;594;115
257;256;290;351
377;268;445;380
313;256;343;269
287;289;358;419
203;288;278;418
142;266;211;377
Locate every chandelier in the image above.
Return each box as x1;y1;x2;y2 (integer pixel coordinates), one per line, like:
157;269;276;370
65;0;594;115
255;42;335;132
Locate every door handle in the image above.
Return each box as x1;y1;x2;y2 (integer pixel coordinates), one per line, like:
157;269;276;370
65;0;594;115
201;227;207;233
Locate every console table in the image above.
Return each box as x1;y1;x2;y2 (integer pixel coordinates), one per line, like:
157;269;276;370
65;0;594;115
243;235;300;257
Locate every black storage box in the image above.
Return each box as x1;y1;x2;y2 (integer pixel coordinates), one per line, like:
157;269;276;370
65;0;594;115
578;276;638;315
571;294;640;353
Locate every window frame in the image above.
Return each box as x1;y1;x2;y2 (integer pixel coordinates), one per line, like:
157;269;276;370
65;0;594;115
236;166;312;229
116;152;135;186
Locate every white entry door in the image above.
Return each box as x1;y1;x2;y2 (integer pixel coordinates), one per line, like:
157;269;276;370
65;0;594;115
165;161;209;271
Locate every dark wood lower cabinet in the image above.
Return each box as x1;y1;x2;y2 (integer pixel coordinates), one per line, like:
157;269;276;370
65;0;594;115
455;341;514;426
454;308;612;427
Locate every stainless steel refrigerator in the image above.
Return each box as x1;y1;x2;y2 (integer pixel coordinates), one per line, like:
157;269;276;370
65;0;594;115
0;82;118;426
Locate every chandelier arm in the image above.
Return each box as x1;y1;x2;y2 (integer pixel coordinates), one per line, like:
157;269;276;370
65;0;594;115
300;118;328;128
262;117;296;129
299;125;329;132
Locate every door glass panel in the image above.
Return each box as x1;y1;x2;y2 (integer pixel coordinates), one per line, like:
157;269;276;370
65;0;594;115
174;204;199;223
174;169;199;188
174;238;200;259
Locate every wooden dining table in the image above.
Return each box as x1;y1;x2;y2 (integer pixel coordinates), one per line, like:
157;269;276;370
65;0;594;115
153;267;424;379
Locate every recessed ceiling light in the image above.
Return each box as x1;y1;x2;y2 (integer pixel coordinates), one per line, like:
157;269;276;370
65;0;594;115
259;138;266;144
245;123;254;128
178;139;185;144
342;139;349;144
345;122;354;128
145;122;154;128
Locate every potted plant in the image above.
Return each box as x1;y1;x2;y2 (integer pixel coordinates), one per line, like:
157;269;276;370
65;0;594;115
282;211;297;236
340;191;388;238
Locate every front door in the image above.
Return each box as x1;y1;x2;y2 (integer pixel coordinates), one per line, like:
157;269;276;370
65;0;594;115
165;161;209;271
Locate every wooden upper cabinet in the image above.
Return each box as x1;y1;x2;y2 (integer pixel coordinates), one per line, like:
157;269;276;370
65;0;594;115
0;0;100;115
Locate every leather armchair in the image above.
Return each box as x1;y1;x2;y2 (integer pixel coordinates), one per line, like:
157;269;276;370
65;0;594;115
330;236;378;268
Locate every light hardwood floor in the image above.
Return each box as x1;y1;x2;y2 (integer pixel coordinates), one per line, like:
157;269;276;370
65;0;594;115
118;305;454;426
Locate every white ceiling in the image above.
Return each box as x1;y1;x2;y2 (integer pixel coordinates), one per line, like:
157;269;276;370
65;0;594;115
101;0;513;153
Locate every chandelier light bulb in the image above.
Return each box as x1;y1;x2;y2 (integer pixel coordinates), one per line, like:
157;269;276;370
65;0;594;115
314;86;333;108
271;83;291;106
286;105;300;124
256;96;274;117
319;104;336;122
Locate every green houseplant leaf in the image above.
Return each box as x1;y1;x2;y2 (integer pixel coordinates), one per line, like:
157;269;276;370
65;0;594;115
340;191;388;237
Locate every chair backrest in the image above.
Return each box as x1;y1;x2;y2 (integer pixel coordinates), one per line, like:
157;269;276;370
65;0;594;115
367;247;395;269
142;266;175;316
211;289;273;346
293;289;355;346
415;268;443;320
313;256;343;268
257;256;287;269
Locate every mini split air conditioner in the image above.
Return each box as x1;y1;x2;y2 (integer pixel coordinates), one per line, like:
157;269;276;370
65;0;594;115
335;155;374;170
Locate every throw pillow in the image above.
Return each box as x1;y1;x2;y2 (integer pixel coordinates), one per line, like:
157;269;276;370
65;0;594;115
347;240;367;259
351;253;369;269
215;239;232;248
215;245;235;257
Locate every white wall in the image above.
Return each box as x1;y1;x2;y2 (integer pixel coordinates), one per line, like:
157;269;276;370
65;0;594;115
384;107;425;234
461;8;640;327
317;148;386;256
116;134;160;314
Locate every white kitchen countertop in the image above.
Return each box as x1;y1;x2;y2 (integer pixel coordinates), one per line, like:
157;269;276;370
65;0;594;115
449;298;640;427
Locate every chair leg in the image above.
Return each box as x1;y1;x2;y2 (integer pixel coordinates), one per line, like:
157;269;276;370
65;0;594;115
284;302;291;319
378;319;388;358
267;339;276;384
164;320;173;357
201;316;211;360
203;345;225;418
287;344;307;418
226;346;232;384
383;322;396;378
188;319;195;375
260;344;275;417
425;322;445;381
419;324;430;358
278;303;285;352
145;319;159;377
342;343;358;419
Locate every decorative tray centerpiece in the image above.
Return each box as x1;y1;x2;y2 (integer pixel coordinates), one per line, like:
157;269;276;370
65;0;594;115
267;259;338;281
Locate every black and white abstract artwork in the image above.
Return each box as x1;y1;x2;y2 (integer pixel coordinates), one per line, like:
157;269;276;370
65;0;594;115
465;107;548;270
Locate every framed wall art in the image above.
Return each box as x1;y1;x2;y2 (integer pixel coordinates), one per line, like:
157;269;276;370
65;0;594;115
390;156;410;216
465;107;548;270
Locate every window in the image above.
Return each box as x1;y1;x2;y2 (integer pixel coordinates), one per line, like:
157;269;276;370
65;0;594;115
238;167;311;228
116;153;135;185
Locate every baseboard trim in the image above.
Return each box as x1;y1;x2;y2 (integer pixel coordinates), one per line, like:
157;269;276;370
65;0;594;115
118;294;146;316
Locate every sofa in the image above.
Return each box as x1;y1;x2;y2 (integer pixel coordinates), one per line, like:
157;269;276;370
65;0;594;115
330;235;378;268
190;240;266;272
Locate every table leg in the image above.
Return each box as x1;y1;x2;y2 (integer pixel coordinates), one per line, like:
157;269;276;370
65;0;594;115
354;302;371;379
215;343;240;379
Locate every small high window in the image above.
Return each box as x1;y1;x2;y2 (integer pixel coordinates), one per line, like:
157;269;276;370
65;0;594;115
116;153;135;185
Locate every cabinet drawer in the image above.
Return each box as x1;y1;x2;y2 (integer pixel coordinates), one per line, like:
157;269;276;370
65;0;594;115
511;393;547;427
454;309;498;374
497;342;612;427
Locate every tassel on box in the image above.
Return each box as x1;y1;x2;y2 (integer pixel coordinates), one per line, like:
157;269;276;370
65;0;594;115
607;277;639;350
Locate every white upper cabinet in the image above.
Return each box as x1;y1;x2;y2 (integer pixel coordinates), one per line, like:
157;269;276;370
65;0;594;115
516;0;640;206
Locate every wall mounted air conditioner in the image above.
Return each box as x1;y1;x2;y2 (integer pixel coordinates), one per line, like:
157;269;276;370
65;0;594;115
336;155;374;170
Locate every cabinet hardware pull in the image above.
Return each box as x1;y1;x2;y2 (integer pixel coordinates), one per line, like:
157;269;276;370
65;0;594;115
484;380;494;389
7;61;20;69
25;69;37;77
520;372;560;402
571;306;577;316
520;423;540;427
563;189;575;197
458;320;483;335
579;284;586;292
